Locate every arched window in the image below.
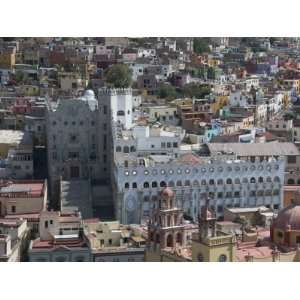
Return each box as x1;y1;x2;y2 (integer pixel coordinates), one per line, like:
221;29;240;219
217;179;223;185
144;182;149;188
258;177;264;183
193;180;199;187
209;179;215;185
287;178;295;185
242;178;248;184
123;146;129;153
132;182;137;189
168;181;175;187
197;253;204;262
250;177;256;183
219;254;227;262
160;181;167;187
116;146;122;152
266;177;272;183
167;215;171;227
184;180;190;186
152;181;158;188
117;110;125;116
176;180;182;187
201;180;207;186
226;178;232;184
234;178;240;184
124;183;129;189
176;232;182;245
130;146;136;152
166;234;173;247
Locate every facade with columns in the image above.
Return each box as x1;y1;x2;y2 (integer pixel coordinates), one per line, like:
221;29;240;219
113;154;285;224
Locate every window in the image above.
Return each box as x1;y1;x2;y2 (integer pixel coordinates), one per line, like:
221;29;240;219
197;253;204;262
109;239;112;246
226;192;232;198
117;110;125;116
234;191;240;198
217;192;223;198
277;231;283;238
45;220;48;228
11;205;16;213
75;256;85;262
128;257;135;262
219;254;227;262
103;105;107;115
217;205;223;213
173;142;178;148
287;156;296;164
91;121;95;126
161;142;166;148
132;182;137;189
100;239;104;246
167;142;171;148
296;236;300;244
124;183;129;189
226;178;232;184
50;220;53;225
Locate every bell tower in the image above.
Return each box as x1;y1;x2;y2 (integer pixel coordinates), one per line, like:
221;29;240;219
147;187;186;252
198;198;216;241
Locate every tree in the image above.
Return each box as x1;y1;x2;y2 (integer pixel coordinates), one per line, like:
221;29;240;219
181;83;211;98
157;83;178;100
193;38;211;54
207;67;216;80
105;64;132;88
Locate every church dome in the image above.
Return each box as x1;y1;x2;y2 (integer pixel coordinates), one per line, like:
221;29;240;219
161;187;174;198
273;201;300;231
83;89;95;99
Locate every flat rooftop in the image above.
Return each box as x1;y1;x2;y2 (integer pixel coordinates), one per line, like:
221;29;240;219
0;181;44;197
207;142;300;156
0;130;32;146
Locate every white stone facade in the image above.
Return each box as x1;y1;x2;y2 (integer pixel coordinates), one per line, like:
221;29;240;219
113;157;285;224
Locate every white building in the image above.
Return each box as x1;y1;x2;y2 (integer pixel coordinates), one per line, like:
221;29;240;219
112;152;285;224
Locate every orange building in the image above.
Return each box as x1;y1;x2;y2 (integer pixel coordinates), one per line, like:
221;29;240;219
283;186;300;207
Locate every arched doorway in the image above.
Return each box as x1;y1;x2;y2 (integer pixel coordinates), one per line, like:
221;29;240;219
166;234;173;247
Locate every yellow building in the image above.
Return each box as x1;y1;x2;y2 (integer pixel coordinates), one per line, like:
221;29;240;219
211;95;228;114
17;85;40;96
0;51;15;69
271;190;300;248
